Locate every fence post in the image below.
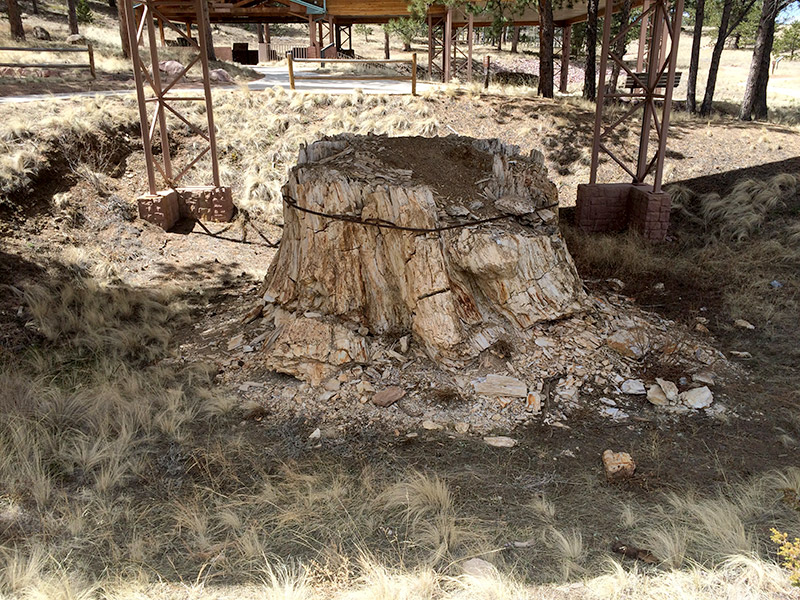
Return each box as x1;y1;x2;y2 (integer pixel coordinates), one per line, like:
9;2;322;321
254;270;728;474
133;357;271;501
286;52;295;90
88;43;95;78
411;53;417;96
483;55;490;89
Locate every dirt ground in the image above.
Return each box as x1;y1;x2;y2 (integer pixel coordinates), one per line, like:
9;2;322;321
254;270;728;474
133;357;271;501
0;82;799;595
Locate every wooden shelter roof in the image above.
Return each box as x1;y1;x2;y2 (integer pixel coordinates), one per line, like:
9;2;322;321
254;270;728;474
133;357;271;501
153;0;630;27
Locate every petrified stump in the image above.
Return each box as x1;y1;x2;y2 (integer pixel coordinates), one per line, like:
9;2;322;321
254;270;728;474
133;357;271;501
260;134;587;384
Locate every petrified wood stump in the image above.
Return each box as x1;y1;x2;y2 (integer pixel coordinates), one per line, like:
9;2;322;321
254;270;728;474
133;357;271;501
260;134;587;384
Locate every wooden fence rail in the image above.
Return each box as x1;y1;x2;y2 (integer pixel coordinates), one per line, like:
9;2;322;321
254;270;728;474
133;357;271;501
287;53;417;96
0;45;96;78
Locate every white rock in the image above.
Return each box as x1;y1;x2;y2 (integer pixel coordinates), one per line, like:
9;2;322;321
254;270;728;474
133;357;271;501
158;60;184;76
621;379;646;395
323;379;341;392
462;557;497;578
646;384;668;406
309;428;321;440
600;407;629;420
483;436;517;448
730;351;752;358
734;319;755;330
209;68;233;83
422;420;443;430
680;386;713;409
600;397;617;406
655;378;678;402
692;371;715;386
473;375;527;398
454;422;470;434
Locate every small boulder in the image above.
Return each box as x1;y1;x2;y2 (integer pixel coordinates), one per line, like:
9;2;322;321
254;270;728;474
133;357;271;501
462;557;497;578
734;318;755;330
655;378;679;402
680;386;713;409
158;60;185;76
66;34;86;45
209;68;233;83
32;26;51;41
602;449;636;482
372;386;404;408
646;384;668;406
691;370;715;386
621;379;646;395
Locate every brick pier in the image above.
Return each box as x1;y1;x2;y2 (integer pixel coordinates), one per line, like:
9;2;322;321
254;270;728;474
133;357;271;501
576;183;671;241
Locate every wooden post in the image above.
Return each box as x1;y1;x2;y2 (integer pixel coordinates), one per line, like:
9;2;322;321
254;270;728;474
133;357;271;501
159;17;166;47
308;16;315;53
193;0;220;187
590;0;614;184
467;14;474;81
637;0;650;71
87;43;95;78
427;15;434;78
186;22;192;39
411;52;417;95
653;0;683;193
287;52;295;89
560;24;571;92
484;55;490;88
444;8;452;83
125;0;158;195
147;6;172;182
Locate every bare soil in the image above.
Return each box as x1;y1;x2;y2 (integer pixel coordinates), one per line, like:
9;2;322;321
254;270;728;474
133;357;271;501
1;91;798;586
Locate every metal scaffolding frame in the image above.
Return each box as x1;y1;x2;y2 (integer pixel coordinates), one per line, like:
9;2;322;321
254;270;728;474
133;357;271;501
123;0;221;196
589;0;684;193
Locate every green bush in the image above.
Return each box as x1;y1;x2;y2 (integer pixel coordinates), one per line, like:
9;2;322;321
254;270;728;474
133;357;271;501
77;0;94;24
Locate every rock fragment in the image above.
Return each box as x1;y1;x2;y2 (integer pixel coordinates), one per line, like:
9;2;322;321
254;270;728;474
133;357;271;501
680;386;713;409
602;449;636;482
473;375;527;398
621;379;646;395
655;378;679;402
606;329;649;359
372;386;405;408
484;436;517;448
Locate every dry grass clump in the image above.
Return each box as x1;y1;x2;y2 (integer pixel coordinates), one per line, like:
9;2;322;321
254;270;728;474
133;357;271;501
670;173;800;243
0;97;139;205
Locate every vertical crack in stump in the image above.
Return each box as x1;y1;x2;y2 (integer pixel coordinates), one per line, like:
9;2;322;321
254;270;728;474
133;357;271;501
260;134;587;385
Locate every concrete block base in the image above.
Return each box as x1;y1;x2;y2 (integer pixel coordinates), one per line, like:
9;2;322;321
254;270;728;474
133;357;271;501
137;190;179;230
177;185;234;222
576;183;671;241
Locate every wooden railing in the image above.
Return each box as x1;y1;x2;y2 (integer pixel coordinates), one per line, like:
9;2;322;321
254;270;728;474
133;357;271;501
0;45;96;78
286;53;417;95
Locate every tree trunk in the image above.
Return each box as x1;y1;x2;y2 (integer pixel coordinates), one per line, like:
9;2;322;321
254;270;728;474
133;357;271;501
687;0;706;113
511;25;521;53
740;0;779;120
538;0;555;97
259;135;586;384
7;0;25;40
584;0;599;100
608;0;632;92
117;0;130;59
31;0;39;15
199;0;216;61
384;30;390;59
699;0;733;116
67;0;79;35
